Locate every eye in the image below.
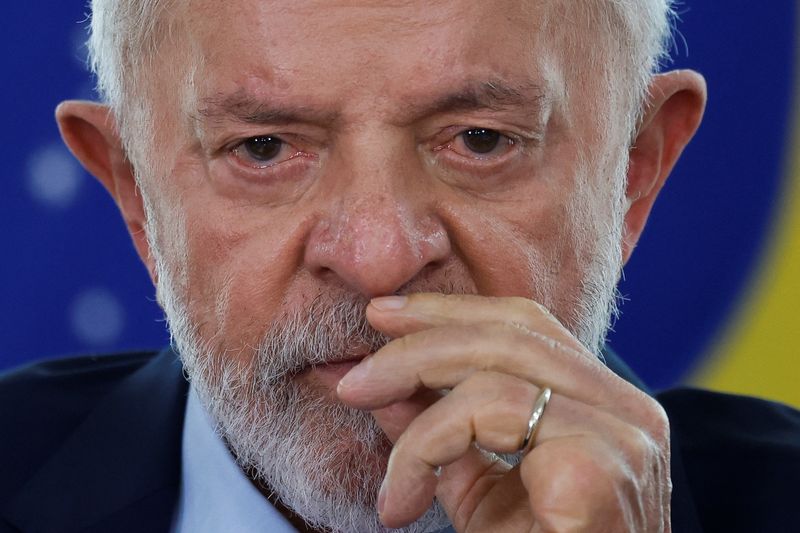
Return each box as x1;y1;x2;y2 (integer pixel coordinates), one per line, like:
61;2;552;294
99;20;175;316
231;135;302;168
463;129;501;153
243;136;283;160
450;128;515;158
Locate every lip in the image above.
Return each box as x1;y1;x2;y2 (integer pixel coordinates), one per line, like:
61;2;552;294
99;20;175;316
317;359;361;373
300;359;362;391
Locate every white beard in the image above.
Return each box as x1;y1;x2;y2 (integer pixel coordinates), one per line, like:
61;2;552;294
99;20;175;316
163;283;452;532
145;168;625;532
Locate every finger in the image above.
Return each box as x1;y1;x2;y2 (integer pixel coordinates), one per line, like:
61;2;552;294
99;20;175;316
369;389;510;498
377;371;626;528
367;293;588;355
369;389;512;529
371;388;443;443
338;320;636;415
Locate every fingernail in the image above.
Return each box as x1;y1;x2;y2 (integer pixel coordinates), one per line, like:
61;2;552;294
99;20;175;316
371;295;407;311
377;478;388;514
337;359;371;391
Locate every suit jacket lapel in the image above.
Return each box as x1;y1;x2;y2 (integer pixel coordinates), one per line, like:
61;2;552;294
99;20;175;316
3;347;188;533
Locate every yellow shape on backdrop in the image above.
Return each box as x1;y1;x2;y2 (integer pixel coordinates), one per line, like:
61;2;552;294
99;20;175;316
693;91;800;408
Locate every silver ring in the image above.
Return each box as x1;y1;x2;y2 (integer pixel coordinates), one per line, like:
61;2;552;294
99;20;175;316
520;387;552;455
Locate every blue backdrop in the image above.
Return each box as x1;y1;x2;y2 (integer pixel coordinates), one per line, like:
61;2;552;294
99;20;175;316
1;2;797;394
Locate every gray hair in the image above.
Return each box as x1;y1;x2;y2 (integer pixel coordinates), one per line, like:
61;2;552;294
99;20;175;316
87;0;676;173
88;0;181;172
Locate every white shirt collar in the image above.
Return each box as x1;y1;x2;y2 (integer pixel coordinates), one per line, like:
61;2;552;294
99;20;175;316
172;386;298;533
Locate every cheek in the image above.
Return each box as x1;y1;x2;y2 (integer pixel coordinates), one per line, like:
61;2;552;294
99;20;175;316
178;197;312;354
443;195;584;310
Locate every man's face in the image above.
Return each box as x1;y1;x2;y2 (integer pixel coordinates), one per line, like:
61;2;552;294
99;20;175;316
142;1;628;530
150;0;627;360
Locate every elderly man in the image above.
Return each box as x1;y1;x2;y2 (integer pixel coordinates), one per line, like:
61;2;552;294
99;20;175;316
2;1;799;532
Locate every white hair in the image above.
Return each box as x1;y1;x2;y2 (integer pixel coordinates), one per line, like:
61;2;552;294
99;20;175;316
87;0;182;173
600;0;678;136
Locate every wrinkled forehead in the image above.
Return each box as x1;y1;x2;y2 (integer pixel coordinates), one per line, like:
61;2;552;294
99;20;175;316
171;1;613;116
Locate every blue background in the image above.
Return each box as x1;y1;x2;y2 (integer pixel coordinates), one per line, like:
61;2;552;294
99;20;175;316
1;2;796;392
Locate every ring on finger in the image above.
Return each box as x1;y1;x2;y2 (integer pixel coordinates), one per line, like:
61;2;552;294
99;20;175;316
520;387;552;455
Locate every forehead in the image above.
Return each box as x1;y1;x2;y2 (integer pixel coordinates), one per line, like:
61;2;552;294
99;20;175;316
189;0;544;59
178;0;594;117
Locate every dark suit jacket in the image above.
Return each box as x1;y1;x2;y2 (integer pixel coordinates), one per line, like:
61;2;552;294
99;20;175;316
1;347;799;533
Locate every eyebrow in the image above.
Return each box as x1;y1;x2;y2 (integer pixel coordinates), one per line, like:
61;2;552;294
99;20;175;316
402;80;547;121
196;79;547;128
198;89;338;127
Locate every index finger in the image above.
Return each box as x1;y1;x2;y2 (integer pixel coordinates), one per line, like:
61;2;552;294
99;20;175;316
367;293;590;357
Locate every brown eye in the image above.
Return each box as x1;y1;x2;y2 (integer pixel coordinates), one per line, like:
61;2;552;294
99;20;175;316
242;136;283;162
462;128;501;154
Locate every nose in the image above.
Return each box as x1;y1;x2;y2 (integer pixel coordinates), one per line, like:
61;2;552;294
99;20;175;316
304;192;451;298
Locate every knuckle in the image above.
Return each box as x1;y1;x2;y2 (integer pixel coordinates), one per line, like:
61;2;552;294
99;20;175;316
616;421;669;491
619;426;654;475
530;441;607;490
525;443;616;528
633;395;671;444
474;401;526;451
499;374;536;403
462;373;537;452
622;391;672;443
499;374;537;408
647;402;671;444
394;426;433;468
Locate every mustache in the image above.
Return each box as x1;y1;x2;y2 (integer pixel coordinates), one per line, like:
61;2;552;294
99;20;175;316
253;293;390;385
252;280;472;386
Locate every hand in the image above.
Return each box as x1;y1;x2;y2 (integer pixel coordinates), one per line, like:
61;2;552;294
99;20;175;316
336;293;672;532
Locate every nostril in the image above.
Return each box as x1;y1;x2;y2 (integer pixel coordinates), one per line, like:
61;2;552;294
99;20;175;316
418;258;446;278
310;264;336;282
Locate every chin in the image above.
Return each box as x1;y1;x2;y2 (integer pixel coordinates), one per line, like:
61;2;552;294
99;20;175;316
291;376;393;491
316;429;392;499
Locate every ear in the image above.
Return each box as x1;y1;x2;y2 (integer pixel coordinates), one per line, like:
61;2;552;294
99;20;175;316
622;70;707;264
55;100;156;282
